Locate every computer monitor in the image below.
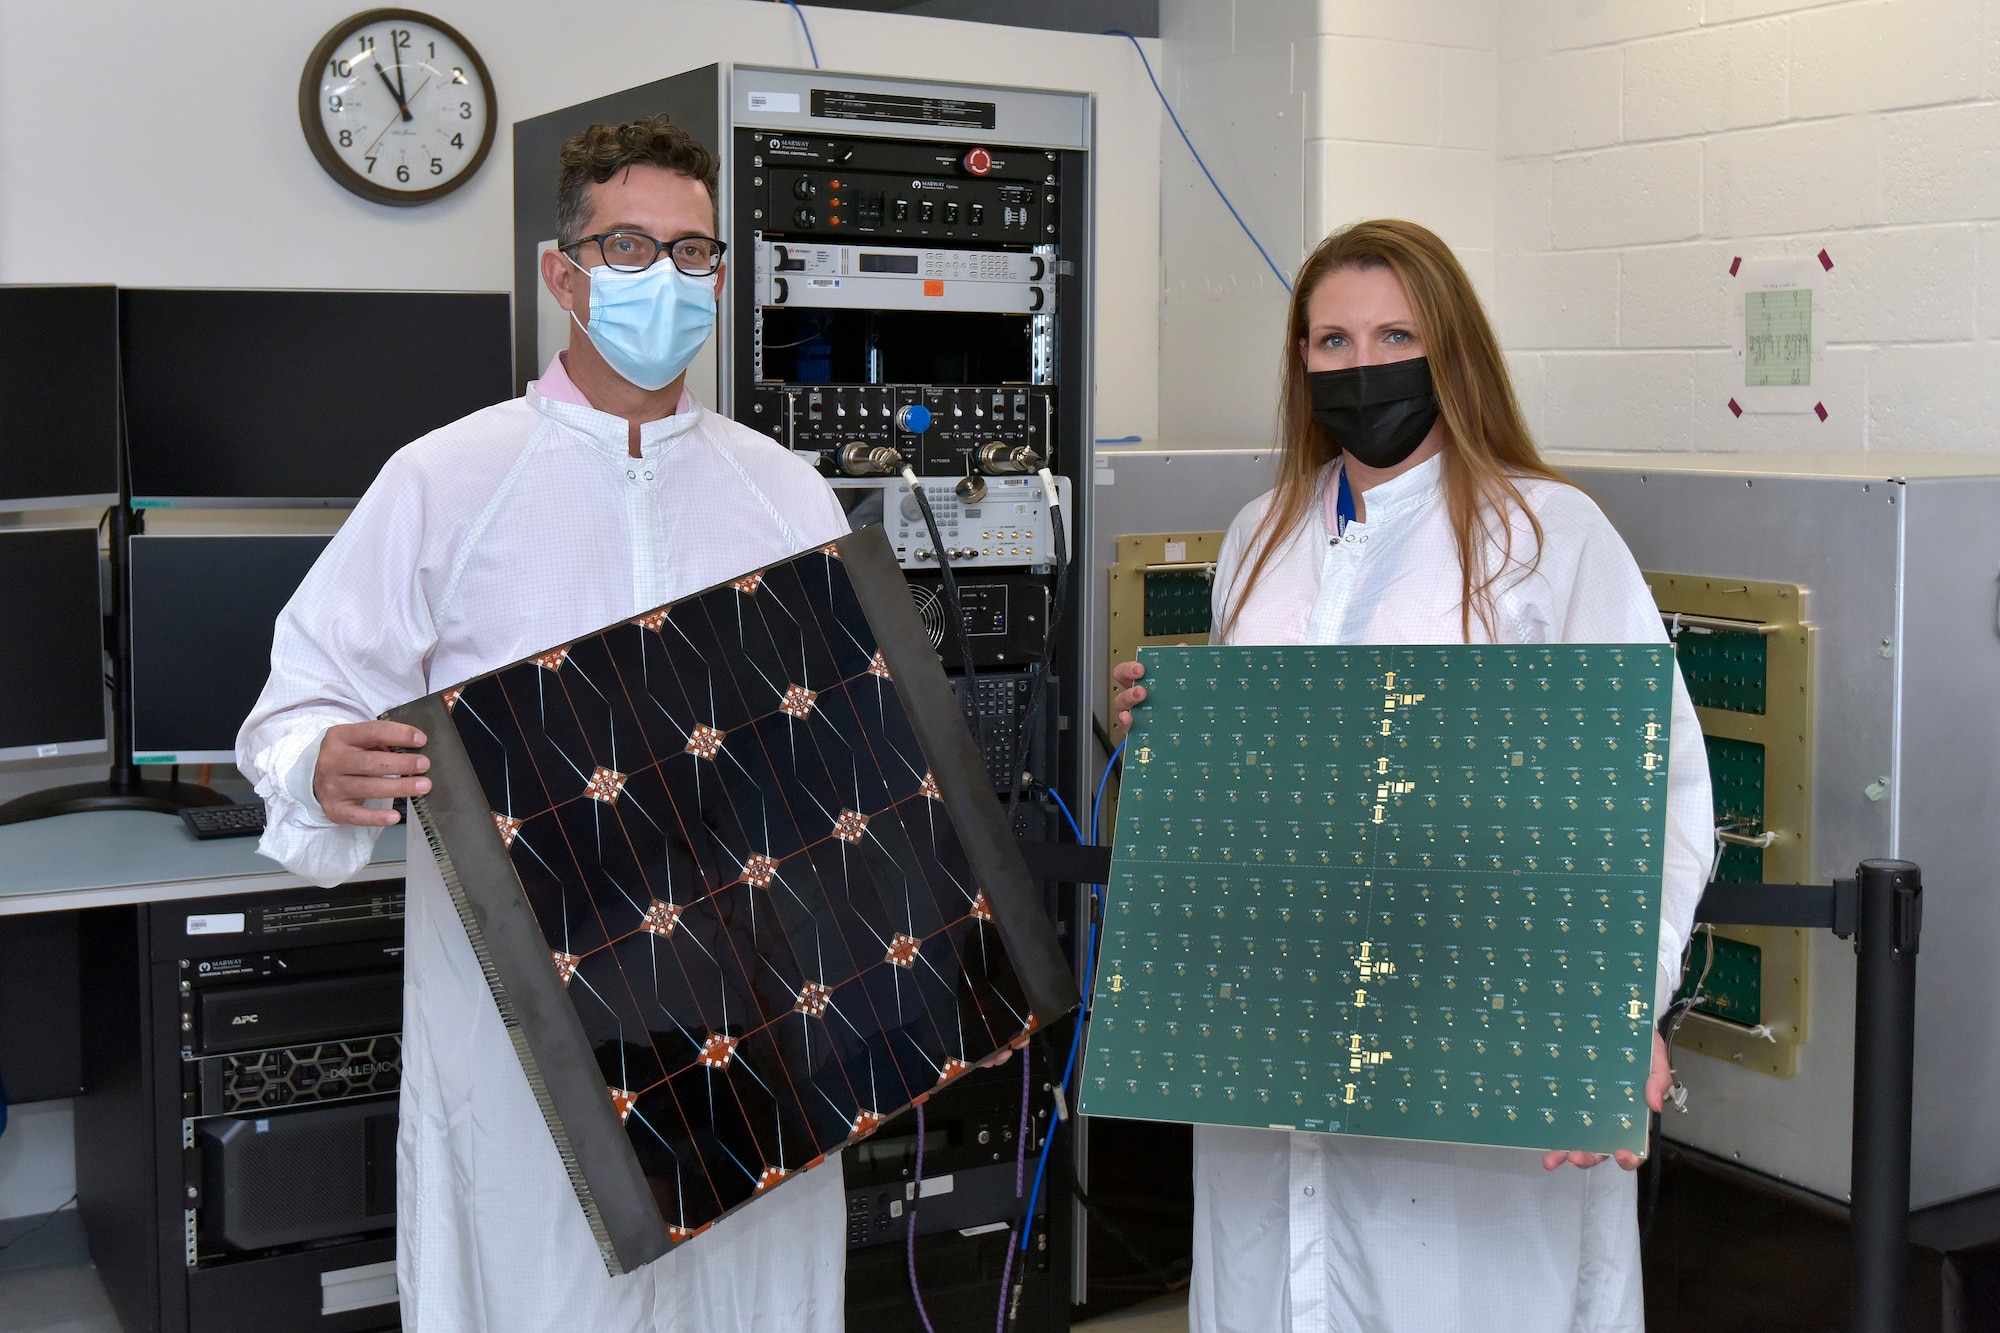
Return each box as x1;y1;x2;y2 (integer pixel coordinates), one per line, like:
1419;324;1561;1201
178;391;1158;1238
128;533;332;765
121;289;511;507
0;286;119;512
0;528;106;761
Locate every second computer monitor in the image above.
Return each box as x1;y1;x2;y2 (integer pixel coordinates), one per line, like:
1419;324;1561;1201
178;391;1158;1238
0;285;119;511
121;288;511;506
128;534;333;765
0;527;107;762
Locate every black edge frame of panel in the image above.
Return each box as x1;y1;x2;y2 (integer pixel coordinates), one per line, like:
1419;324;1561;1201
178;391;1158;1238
385;693;669;1275
382;523;1078;1277
839;525;1081;1027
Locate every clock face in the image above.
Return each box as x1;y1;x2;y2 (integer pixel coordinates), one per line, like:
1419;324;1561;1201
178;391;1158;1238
300;9;495;206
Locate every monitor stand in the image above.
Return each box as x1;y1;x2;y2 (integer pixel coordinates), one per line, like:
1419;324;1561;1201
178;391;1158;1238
0;775;236;827
0;483;247;827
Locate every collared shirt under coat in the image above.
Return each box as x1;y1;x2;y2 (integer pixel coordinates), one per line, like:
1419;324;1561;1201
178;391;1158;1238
1187;454;1711;1333
237;359;852;1333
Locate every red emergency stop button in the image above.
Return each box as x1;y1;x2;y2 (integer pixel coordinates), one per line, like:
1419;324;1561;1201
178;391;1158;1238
963;147;994;176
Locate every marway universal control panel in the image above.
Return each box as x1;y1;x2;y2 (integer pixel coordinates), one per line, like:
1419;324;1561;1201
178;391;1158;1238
749;134;1056;241
735;127;1074;488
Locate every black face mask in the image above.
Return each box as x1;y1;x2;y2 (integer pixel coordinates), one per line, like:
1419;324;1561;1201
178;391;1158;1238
1307;356;1441;469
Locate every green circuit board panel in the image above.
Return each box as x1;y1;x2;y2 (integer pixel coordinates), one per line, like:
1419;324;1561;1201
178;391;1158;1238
1077;643;1674;1158
1143;569;1216;638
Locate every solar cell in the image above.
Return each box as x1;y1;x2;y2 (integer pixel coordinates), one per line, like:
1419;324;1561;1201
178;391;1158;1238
1078;643;1672;1159
387;526;1076;1274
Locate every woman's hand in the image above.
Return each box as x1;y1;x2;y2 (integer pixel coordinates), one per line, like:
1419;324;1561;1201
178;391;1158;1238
1542;1030;1669;1172
1110;659;1147;736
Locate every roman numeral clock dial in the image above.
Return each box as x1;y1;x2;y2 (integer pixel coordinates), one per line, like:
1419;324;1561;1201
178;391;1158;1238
300;9;495;206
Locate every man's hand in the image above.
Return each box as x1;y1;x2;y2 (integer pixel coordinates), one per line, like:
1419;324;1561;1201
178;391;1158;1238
1542;1029;1669;1172
1110;659;1147;736
312;721;429;826
974;1033;1032;1070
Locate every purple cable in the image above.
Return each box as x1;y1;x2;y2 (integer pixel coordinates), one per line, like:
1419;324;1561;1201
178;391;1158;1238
907;1099;938;1333
997;1237;1018;1332
996;1051;1031;1331
1014;1048;1032;1195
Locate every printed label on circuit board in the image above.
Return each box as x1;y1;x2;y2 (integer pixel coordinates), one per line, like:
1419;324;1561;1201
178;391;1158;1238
1077;643;1672;1158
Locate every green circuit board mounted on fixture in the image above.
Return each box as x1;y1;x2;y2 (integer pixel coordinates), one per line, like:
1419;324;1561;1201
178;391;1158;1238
1077;643;1674;1158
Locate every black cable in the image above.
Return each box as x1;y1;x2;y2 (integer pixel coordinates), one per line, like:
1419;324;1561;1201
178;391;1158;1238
0;1193;78;1251
1068;1177;1188;1288
1004;565;1067;821
909;468;1070;1329
1091;714;1118;759
903;469;987;774
1639;1110;1666;1240
1002;473;1069;826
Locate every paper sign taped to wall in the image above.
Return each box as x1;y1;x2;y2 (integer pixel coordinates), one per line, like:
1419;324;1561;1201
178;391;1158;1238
1731;256;1827;413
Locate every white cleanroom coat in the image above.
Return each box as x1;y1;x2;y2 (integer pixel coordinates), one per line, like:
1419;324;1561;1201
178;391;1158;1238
1186;455;1711;1333
238;366;852;1333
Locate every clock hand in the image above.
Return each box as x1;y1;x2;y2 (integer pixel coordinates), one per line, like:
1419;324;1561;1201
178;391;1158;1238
390;53;412;116
374;60;412;122
362;74;432;157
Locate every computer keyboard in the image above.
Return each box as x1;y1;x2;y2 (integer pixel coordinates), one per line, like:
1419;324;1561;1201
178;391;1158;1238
180;804;267;840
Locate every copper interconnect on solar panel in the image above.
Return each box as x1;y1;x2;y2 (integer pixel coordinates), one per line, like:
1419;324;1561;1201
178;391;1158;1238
386;526;1077;1274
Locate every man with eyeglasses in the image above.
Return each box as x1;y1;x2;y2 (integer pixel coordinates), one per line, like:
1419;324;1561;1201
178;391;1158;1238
239;116;849;1332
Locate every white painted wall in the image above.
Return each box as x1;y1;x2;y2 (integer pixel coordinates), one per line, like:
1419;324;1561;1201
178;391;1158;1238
1155;0;1498;449
0;0;1161;802
1157;0;2000;459
0;1100;75;1221
0;0;1159;437
1496;0;2000;455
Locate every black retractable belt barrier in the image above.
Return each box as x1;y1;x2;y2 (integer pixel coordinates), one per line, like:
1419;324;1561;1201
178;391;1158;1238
1024;840;1925;1333
1692;861;1921;1333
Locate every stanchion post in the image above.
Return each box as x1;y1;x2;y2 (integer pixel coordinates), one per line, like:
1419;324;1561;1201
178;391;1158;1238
1849;858;1922;1333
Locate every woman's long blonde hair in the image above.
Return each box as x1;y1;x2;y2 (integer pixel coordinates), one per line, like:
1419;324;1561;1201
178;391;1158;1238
1220;219;1566;642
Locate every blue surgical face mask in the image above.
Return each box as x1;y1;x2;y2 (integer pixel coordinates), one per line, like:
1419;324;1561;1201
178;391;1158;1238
565;255;716;392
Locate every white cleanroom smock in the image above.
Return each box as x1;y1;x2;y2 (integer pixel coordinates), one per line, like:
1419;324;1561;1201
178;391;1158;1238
238;363;852;1333
1185;454;1711;1333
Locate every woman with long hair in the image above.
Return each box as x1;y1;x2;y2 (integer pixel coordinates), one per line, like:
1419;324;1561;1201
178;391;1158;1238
1110;219;1711;1330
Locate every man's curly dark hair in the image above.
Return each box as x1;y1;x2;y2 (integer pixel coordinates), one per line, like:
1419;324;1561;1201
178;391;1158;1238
555;114;719;245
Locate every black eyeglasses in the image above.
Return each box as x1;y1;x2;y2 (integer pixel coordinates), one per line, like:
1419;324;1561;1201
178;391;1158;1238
562;232;727;276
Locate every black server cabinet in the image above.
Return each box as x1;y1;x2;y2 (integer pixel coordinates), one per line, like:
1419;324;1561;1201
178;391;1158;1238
513;65;1090;1330
76;881;405;1333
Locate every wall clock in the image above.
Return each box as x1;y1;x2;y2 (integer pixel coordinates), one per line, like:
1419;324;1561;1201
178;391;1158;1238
299;9;495;206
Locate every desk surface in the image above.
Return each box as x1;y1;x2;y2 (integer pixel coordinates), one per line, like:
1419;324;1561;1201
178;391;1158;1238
0;811;407;915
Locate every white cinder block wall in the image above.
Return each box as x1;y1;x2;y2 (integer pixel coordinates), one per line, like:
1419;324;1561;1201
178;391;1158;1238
1498;0;2000;455
0;0;1166;813
1155;1;1499;447
1158;0;2000;457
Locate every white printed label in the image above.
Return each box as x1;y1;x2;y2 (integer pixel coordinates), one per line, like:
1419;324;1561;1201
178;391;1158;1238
322;1259;399;1316
1164;541;1187;562
187;913;245;935
747;91;801;113
36;744;58;758
918;1173;954;1198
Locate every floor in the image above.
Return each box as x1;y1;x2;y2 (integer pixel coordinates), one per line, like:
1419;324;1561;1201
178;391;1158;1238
1074;1293;1187;1332
5;1148;1996;1333
0;1258;1182;1333
0;1263;121;1333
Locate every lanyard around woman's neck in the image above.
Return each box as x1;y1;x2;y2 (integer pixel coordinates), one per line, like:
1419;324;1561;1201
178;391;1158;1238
1333;464;1357;538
